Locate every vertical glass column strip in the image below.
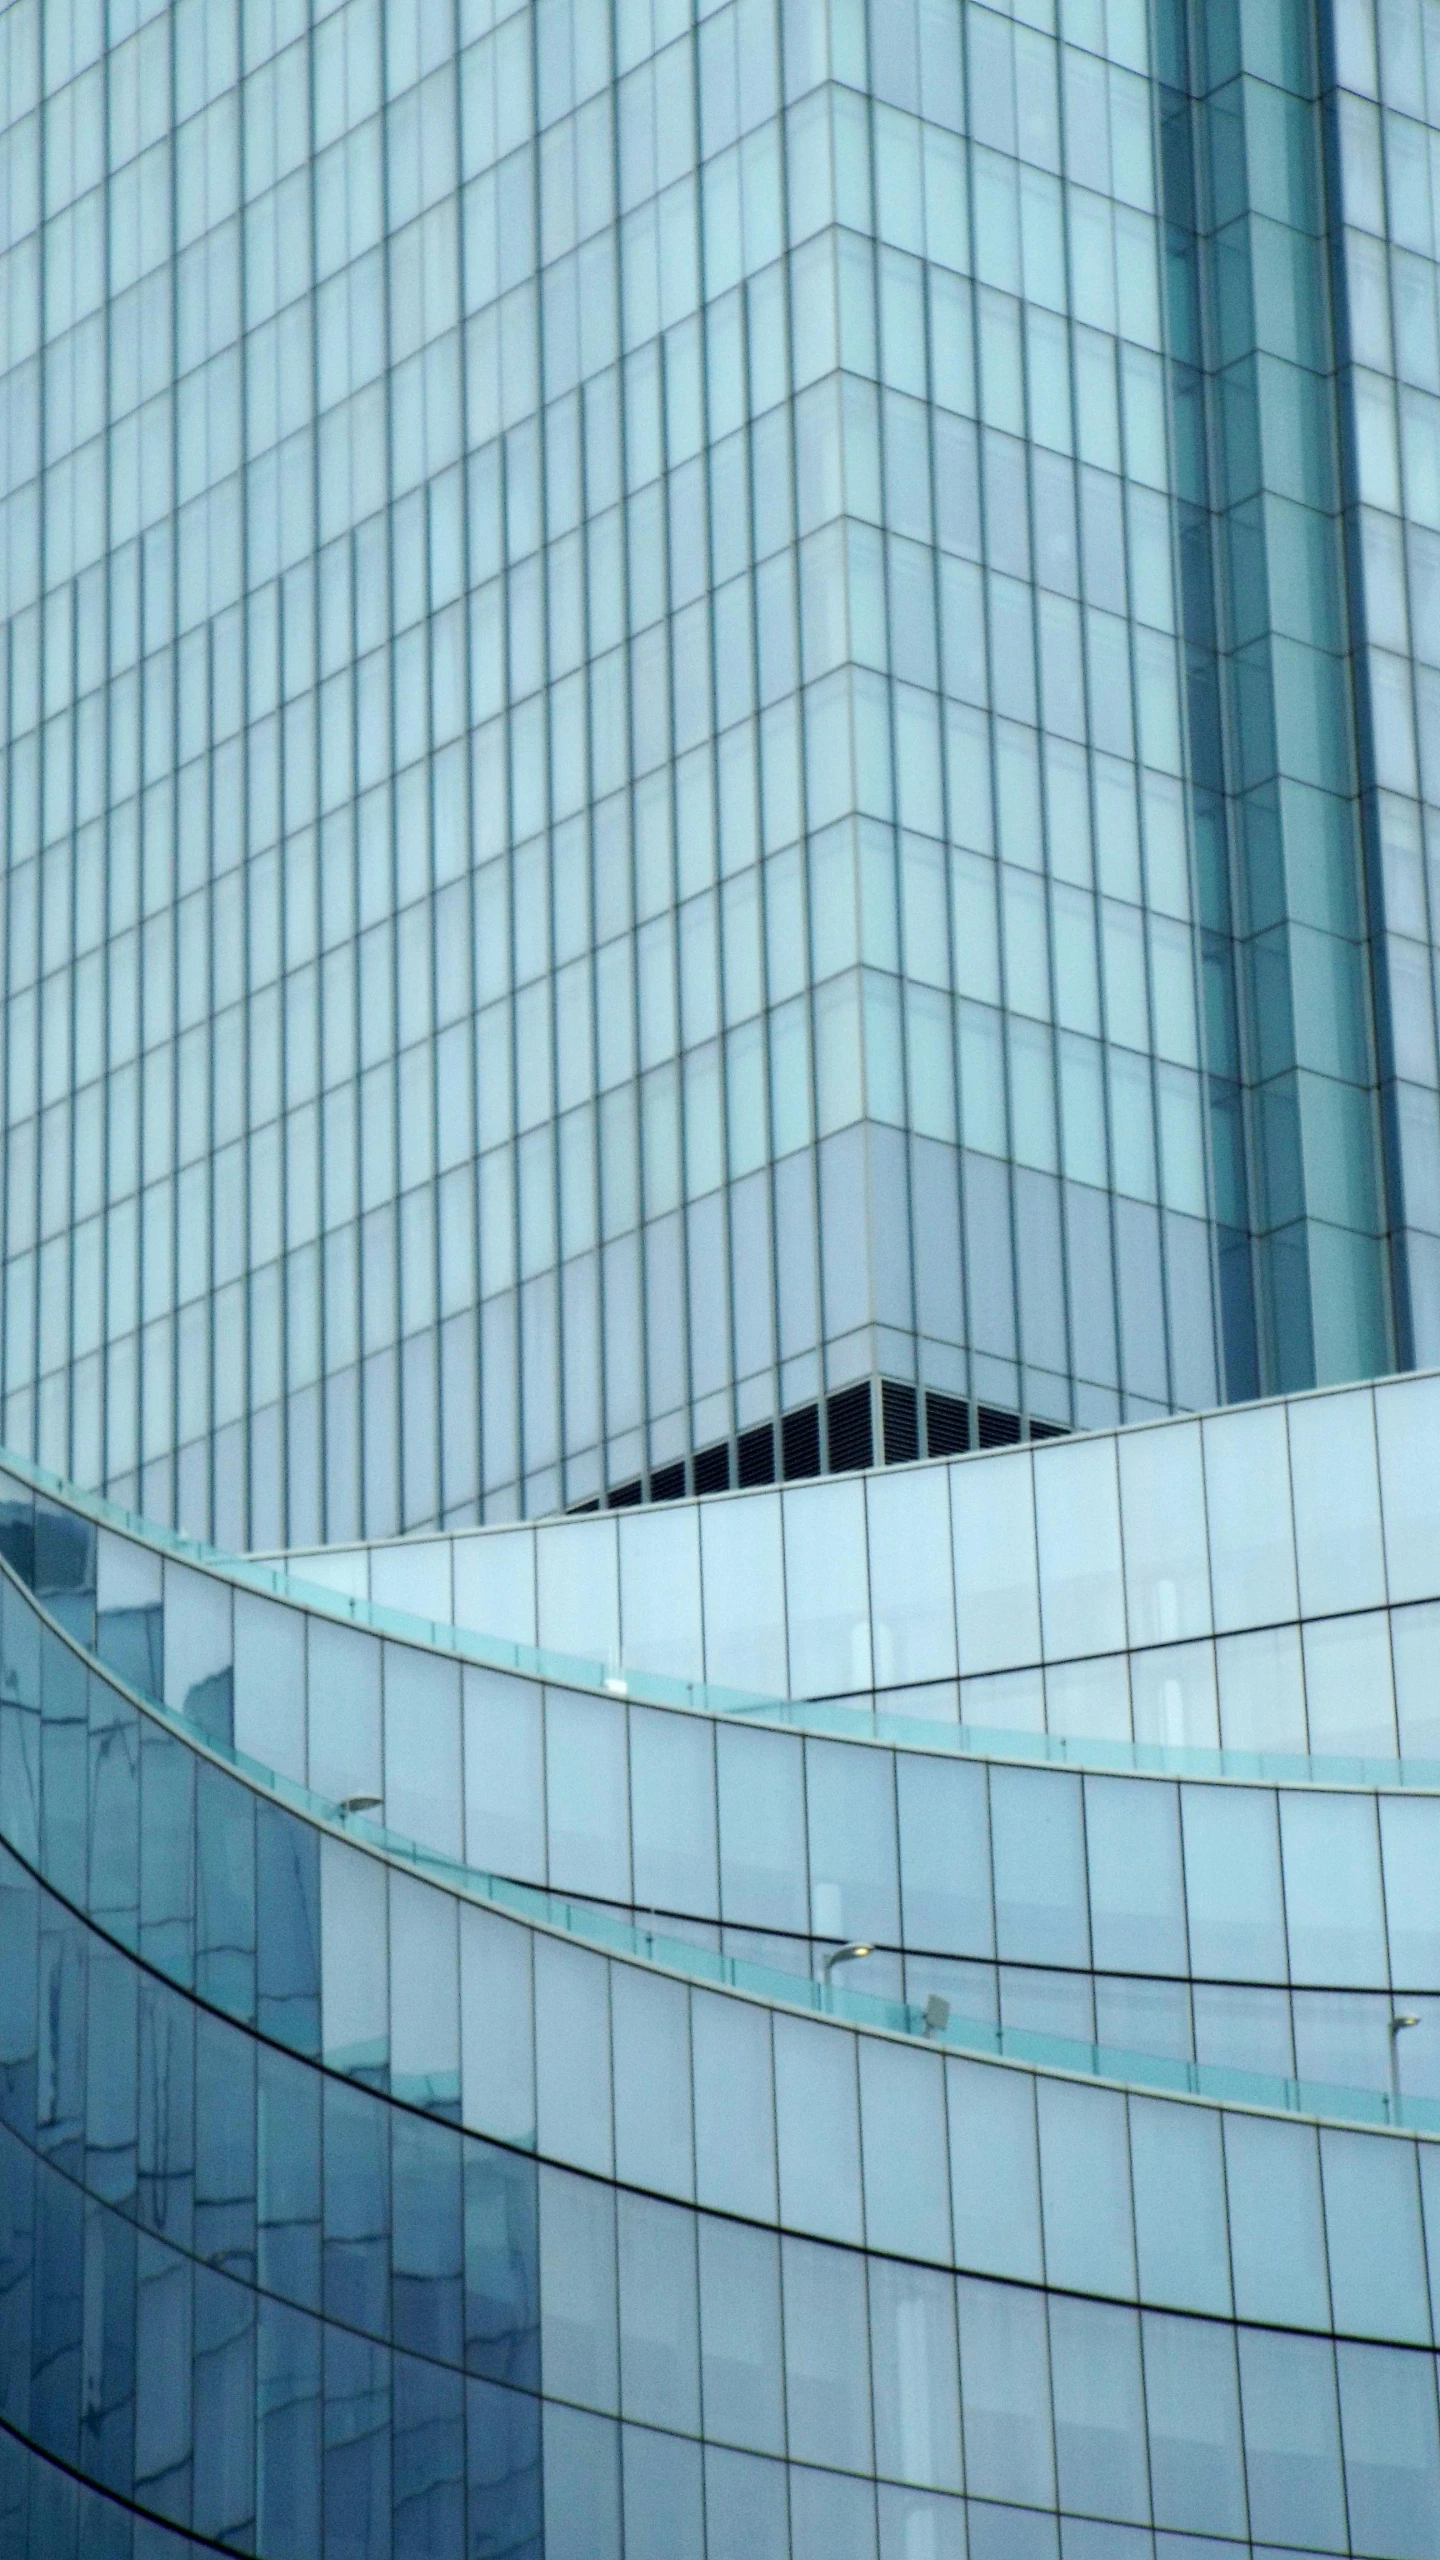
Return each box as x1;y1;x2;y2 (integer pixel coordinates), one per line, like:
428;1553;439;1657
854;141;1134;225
1168;0;1393;1391
1153;0;1262;1403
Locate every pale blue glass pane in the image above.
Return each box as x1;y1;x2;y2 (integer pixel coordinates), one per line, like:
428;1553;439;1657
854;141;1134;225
451;1526;538;1649
1279;1792;1388;1987
1036;2079;1137;2299
781;2233;874;2470
783;1480;873;1695
539;2165;620;2414
702;2446;788;2560
868;2256;962;2494
950;1450;1041;1676
1043;1651;1132;1743
1224;2116;1332;2330
990;1765;1090;1967
1376;1374;1440;1605
946;2057;1044;2284
789;2465;878;2560
896;1753;995;1956
306;1618;382;1807
1049;2296;1151;2525
1392;1602;1440;1760
382;1644;463;1859
618;1504;704;1682
319;1833;388;2074
876;2484;966;2560
622;2423;704;2560
1142;2310;1247;2538
388;1868;459;2106
162;1559;233;1743
858;2040;950;2261
1033;1434;1127;1657
1215;1623;1307;1754
955;2277;1057;2509
1181;1786;1287;1982
628;1702;718;1918
1321;2130;1431;2345
691;1988;777;2224
773;2015;863;2245
370;1536;451;1621
543;1685;631;1901
1380;1798;1440;1985
536;1514;619;1668
616;2189;700;2433
611;1966;693;2202
462;1667;546;1880
545;2398;622;2560
1130;2098;1232;2316
1288;1386;1386;1618
533;1937;613;2177
1335;2341;1440;2560
1202;1404;1298;1632
805;1735;899;1941
698;2218;785;2457
1128;1639;1220;1750
1084;1775;1188;1975
1118;1418;1211;1645
1301;1609;1398;1756
459;1905;534;2147
232;1588;306;1784
715;1724;808;1932
864;1467;958;1684
1237;2329;1347;2552
699;1491;788;1696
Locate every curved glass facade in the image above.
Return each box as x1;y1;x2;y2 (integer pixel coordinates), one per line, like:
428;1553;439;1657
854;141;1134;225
0;1408;1438;2551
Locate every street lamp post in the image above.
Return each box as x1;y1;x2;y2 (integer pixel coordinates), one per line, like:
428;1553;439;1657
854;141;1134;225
1389;2012;1421;2110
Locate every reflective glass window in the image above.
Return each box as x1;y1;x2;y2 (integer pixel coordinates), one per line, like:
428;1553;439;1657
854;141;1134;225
617;2189;700;2435
1301;1607;1398;1756
698;2216;785;2457
715;1724;808;1933
946;2058;1044;2285
543;1685;631;1902
629;1701;717;1919
781;2234;874;2473
1335;2341;1440;2560
773;2015;863;2246
691;1987;777;2224
1084;1774;1187;1975
1224;2115;1332;2330
1376;1375;1440;1604
611;1966;693;2202
1288;1385;1387;1618
306;1617;382;1808
805;1736;899;1943
1037;2079;1136;2299
1237;2329;1347;2552
533;1936;613;2177
1130;2097;1232;2316
1049;2295;1150;2526
232;1586;306;1782
950;1450;1041;1676
858;2040;950;2261
1142;2310;1247;2538
1321;2130;1432;2346
1280;1790;1389;1988
700;1491;788;1700
1181;1786;1287;1982
867;2257;962;2494
955;2276;1056;2509
382;1644;463;1859
865;1467;958;1685
463;1667;546;1880
1201;1403;1298;1632
536;1514;619;1669
783;1480;873;1696
618;1506;704;1682
896;1753;994;1957
459;1905;534;2147
990;1766;1090;1967
1033;1435;1127;1659
451;1526;538;1650
1117;1418;1210;1645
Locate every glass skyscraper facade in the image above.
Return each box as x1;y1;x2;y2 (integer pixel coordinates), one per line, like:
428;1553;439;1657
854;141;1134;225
7;0;1440;2554
6;0;1435;1550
